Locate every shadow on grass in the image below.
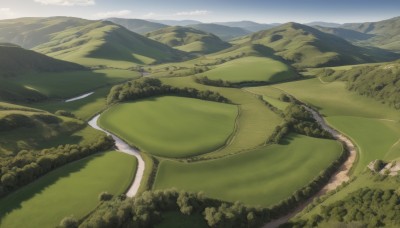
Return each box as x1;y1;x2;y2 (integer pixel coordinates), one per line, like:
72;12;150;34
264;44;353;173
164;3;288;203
0;152;107;223
279;133;299;145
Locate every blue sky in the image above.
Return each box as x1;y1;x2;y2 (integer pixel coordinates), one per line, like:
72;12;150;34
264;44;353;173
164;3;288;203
1;0;399;23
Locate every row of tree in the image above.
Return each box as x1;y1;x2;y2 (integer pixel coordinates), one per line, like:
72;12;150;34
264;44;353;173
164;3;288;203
0;135;114;197
267;103;333;144
72;189;269;228
107;78;230;104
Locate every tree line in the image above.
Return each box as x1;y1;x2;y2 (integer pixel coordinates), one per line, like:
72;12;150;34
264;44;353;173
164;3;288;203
75;189;269;228
0;135;114;197
267;102;333;144
107;78;230;104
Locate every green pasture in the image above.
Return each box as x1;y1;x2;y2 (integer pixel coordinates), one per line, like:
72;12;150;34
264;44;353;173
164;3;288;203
154;134;342;207
198;56;294;83
0;151;137;228
99;96;238;158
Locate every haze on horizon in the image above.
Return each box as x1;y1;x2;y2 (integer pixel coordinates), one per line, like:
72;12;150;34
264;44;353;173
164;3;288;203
0;0;400;24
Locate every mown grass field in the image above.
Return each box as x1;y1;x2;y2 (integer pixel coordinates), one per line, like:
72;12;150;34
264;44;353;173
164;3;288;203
248;78;400;176
198;56;295;83
0;151;137;228
161;77;282;159
154;134;342;206
3;69;140;99
99;96;238;158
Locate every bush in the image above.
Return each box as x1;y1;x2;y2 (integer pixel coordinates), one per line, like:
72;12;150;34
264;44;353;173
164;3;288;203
99;191;113;201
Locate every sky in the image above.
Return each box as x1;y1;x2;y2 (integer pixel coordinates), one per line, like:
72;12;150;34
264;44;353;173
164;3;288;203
0;0;400;24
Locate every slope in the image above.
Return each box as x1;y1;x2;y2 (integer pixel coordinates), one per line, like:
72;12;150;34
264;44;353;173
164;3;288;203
146;26;231;54
106;18;168;34
188;23;251;41
340;16;400;52
0;17;92;49
0;43;85;76
235;22;397;68
33;20;187;68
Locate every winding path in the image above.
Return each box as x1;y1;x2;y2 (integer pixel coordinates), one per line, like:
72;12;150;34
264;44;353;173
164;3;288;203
88;115;145;197
263;106;357;228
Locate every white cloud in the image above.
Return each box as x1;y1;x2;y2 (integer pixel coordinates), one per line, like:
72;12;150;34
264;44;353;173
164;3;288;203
175;10;210;16
94;10;131;19
34;0;95;6
0;8;15;18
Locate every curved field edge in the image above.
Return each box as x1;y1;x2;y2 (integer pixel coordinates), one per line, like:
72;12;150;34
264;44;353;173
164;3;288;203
326;116;400;174
98;96;238;158
153;134;343;207
0;151;137;228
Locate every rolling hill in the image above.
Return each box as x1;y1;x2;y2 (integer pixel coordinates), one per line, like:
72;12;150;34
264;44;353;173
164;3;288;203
148;19;202;26
214;21;277;32
0;43;85;75
33;20;188;67
106;18;168;34
0;17;92;49
0;17;189;68
235;22;398;68
146;26;231;54
316;16;400;52
188;23;251;41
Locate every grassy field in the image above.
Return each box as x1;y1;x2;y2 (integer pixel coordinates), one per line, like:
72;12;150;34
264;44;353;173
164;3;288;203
154;134;342;207
326;116;400;174
198;56;295;83
0;151;137;228
161;77;282;159
248;78;400;176
99;96;238;158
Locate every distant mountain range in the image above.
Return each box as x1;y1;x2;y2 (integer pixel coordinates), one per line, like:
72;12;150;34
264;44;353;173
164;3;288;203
314;16;400;52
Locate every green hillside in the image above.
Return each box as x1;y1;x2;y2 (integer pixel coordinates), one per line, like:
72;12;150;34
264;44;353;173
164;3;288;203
0;17;188;68
33;21;187;68
146;26;231;54
317;60;400;109
236;22;397;68
188;23;251;41
0;102;84;156
0;44;85;76
319;16;400;52
106;18;168;34
0;17;92;49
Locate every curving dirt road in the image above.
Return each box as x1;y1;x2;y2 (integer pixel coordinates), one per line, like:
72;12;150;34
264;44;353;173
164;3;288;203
88;115;145;197
263;106;357;228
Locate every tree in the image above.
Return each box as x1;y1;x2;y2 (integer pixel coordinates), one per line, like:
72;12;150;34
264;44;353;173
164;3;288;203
59;216;78;228
99;192;113;201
